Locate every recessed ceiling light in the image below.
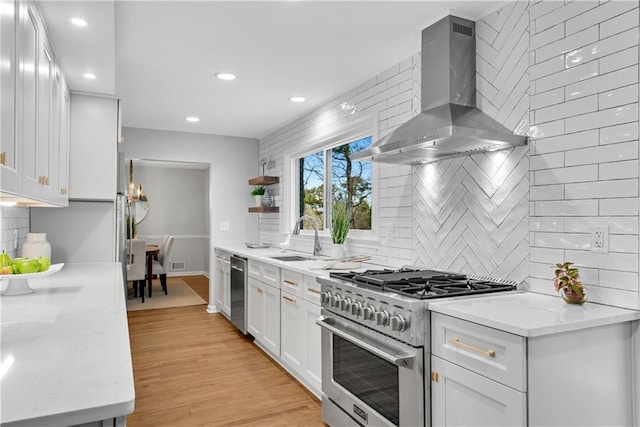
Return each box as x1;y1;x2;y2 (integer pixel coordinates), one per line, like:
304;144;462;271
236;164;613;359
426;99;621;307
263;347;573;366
83;73;96;80
215;72;236;81
70;17;89;27
185;116;200;122
290;96;306;103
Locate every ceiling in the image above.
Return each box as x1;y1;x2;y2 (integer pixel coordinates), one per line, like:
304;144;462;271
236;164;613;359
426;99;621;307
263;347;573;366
38;1;506;140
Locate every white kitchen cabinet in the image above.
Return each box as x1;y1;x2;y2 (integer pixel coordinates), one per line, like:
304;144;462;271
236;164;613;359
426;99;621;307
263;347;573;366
214;251;230;317
247;276;280;357
281;268;303;297
304;300;321;395
248;259;280;288
431;312;637;426
69;94;118;200
280;289;305;372
0;0;69;206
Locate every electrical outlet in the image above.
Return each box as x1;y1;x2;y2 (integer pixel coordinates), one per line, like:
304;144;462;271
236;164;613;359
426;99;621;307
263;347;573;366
591;225;609;253
219;221;230;232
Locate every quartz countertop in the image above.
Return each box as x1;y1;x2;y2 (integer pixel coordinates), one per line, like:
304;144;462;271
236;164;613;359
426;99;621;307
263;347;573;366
428;291;640;337
0;262;135;426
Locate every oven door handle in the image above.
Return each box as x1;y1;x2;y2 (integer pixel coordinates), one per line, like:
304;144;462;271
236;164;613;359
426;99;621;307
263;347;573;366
316;315;414;368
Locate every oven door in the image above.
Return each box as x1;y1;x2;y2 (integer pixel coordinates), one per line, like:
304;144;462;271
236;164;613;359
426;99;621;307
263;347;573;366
317;312;424;427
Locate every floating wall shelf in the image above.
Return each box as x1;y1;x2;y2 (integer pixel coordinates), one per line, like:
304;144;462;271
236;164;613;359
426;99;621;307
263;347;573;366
248;176;279;186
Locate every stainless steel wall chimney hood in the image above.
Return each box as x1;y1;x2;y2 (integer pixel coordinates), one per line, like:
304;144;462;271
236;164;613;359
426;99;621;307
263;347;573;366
353;15;528;165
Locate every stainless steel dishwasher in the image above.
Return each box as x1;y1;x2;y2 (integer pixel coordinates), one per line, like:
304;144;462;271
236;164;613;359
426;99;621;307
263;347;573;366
229;255;248;334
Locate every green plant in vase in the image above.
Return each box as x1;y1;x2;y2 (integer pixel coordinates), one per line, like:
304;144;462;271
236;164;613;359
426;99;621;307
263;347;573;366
250;186;265;196
553;261;586;305
331;200;352;245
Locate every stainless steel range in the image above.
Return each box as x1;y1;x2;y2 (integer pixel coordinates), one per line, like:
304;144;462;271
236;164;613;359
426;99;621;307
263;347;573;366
316;267;516;427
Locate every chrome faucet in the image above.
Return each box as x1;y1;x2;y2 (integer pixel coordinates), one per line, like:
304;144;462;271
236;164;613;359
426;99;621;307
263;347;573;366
292;215;322;257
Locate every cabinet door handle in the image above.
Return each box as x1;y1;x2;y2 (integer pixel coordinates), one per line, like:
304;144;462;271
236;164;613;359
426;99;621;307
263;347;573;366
431;371;439;382
0;152;5;165
283;279;298;287
258;288;263;294
308;287;321;294
283;295;297;303
449;337;496;357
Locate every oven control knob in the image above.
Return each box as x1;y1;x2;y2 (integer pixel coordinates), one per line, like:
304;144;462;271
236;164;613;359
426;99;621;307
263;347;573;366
375;309;390;326
390;314;408;332
350;301;363;316
362;305;375;321
340;297;352;311
331;294;342;307
320;291;332;305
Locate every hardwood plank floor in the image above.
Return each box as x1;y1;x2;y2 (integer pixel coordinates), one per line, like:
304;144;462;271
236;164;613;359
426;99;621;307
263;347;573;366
127;275;324;426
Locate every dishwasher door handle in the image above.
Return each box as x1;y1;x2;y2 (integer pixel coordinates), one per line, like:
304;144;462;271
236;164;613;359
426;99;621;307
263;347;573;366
231;265;244;272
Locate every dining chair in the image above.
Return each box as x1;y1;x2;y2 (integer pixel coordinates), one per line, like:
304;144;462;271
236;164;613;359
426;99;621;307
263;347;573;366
150;235;175;295
127;239;147;302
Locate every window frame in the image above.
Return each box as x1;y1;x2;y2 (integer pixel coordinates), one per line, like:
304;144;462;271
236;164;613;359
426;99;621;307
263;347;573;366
283;116;379;241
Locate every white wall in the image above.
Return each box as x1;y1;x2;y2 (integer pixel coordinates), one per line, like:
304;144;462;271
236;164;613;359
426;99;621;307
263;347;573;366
0;206;29;258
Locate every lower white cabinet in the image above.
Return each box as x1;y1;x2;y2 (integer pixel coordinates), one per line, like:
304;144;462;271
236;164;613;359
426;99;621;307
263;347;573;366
431;356;526;427
247;277;280;356
214;252;230;317
304;301;322;394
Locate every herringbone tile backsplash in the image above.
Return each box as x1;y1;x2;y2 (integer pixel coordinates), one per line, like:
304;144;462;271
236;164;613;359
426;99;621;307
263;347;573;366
413;2;530;285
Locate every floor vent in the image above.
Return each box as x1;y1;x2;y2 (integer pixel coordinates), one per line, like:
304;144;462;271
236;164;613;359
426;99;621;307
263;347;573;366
171;261;186;271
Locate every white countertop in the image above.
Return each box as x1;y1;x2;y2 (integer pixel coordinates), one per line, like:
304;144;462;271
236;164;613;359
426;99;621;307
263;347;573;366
0;263;135;426
429;291;640;337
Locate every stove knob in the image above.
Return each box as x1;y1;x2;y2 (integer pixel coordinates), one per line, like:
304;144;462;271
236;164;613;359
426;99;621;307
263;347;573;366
331;294;342;308
390;314;408;332
320;291;332;305
362;305;375;321
375;309;390;326
340;297;352;312
350;301;363;316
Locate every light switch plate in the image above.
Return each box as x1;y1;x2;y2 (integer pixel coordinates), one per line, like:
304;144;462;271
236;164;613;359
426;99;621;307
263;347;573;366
219;221;230;232
591;225;609;253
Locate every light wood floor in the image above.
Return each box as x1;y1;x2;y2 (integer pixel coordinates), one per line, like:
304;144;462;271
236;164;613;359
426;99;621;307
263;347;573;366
126;275;324;426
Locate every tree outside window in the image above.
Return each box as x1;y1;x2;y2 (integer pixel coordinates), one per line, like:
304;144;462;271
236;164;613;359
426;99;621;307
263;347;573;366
298;136;372;231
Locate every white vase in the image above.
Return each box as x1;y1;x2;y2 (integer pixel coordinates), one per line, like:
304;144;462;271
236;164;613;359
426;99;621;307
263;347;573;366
329;243;348;259
21;232;52;259
254;195;262;207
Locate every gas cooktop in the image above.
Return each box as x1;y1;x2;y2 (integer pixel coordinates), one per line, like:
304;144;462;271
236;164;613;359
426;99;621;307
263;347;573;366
329;267;516;300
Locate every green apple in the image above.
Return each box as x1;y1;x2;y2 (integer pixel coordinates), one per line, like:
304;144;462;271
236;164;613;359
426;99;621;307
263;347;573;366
11;258;25;274
15;258;40;274
35;256;51;272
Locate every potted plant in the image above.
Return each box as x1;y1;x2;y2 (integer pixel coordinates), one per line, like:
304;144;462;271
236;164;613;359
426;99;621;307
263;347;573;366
251;186;266;207
330;200;351;258
553;262;586;305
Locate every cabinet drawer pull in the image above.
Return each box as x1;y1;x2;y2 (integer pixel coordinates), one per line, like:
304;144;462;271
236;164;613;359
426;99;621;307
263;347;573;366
283;279;298;287
45;176;49;185
308;287;321;294
283;295;297;303
0;152;5;165
449;337;496;357
258;288;263;294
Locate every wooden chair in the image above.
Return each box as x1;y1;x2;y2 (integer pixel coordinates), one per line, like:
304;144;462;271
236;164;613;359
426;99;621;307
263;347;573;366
127;239;147;302
150;236;175;295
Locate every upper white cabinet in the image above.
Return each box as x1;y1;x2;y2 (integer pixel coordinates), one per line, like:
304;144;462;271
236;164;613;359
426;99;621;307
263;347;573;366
69;94;118;200
0;0;69;206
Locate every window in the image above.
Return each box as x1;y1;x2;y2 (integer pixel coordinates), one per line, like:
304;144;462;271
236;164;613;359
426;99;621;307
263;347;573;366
297;136;373;233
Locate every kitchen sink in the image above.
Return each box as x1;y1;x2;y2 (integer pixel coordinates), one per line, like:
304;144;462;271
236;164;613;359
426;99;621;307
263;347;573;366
269;255;310;262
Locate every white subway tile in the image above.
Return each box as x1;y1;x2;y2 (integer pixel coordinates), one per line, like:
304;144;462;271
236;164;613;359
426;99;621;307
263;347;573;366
610;234;639;253
600;159;639;180
565;28;638;70
535;164;598;185
600;7;640;39
536;26;599;63
531;217;565;232
534;200;598;216
530;246;565;263
584;286;639;309
599;269;639;292
529;0;564;21
530;23;564;50
600;122;639;145
536;61;598;94
565;141;638;167
600;46;639;74
565;103;638;133
476;17;499;45
532;129;599;154
529;119;565;141
564;216;638;234
565;179;639;199
534;232;589;250
567;1;637;36
599;84;638;110
530;152;565;170
566;66;638;102
530;55;564;81
600;198;639;216
531;87;564;110
565;249;638;272
535;1;599;34
535;95;597;124
530;184;565;200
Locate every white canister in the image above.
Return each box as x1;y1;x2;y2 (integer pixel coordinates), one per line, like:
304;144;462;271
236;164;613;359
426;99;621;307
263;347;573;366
21;233;52;259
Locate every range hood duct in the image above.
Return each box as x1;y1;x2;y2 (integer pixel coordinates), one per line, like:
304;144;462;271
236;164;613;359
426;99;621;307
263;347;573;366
352;15;528;165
